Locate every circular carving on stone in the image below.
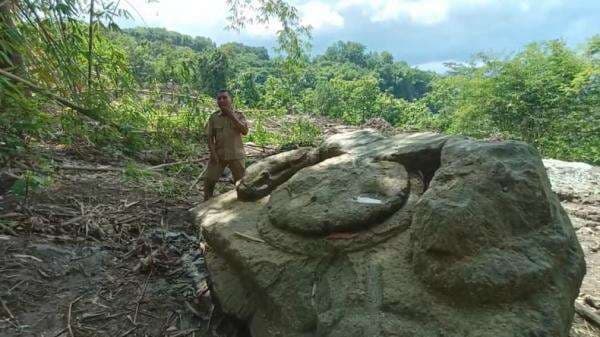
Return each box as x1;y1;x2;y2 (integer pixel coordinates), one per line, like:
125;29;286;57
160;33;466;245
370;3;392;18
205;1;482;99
258;173;424;256
267;155;409;236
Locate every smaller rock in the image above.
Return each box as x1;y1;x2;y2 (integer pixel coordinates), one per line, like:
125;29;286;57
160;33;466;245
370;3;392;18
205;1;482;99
543;159;600;203
237;148;320;201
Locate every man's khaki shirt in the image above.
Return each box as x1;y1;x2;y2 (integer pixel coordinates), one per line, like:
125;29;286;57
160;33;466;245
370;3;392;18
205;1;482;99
205;110;247;161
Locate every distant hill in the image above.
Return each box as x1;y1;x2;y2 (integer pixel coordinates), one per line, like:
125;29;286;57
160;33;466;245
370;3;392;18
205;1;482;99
123;27;216;52
122;27;271;61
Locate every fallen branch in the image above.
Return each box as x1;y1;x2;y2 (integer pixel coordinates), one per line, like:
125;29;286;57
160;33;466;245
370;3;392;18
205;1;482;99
51;327;68;337
61;215;85;226
171;328;200;337
78;312;106;322
188;169;206;192
244;143;276;150
67;296;83;337
0;222;18;236
13;254;43;262
575;301;600;327
118;327;137;337
52;328;69;337
0;212;25;219
133;270;152;325
0;296;15;320
148;157;208;171
124;201;140;209
7;280;26;294
56;164;122;172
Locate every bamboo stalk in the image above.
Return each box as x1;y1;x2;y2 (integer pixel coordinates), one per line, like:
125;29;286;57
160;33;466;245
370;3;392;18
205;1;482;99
87;0;95;94
0;68;93;115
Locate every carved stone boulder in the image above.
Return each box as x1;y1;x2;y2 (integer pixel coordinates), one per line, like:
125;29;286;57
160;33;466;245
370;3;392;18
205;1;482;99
194;130;585;337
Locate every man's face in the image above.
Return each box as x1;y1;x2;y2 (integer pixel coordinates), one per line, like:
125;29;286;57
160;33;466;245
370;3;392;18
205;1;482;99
217;92;232;110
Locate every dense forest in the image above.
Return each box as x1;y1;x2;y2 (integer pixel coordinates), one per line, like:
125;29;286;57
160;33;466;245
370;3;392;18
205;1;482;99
1;1;599;167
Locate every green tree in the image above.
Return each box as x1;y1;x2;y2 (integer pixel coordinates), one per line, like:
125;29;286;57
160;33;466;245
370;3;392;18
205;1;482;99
307;75;388;124
196;48;229;95
424;39;599;163
586;34;600;59
322;41;368;67
230;72;262;107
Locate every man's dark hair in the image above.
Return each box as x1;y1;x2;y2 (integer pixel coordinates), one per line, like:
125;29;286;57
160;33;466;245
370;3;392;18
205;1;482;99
216;89;232;98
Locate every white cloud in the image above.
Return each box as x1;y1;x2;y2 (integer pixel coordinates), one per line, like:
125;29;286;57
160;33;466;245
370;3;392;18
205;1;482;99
336;0;568;25
237;0;346;37
336;0;450;25
120;0;282;38
373;0;450;24
299;1;345;30
244;20;283;38
120;0;227;31
120;0;345;39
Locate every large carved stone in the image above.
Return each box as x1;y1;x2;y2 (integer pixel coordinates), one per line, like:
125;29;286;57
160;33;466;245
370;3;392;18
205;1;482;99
194;130;585;337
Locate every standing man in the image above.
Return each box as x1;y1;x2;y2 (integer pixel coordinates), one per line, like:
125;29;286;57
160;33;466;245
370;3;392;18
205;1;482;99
203;90;249;201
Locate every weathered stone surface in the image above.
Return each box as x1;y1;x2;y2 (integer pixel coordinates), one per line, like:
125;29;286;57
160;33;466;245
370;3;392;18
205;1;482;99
194;130;586;337
411;140;584;306
268;155;409;235
317;128;385;158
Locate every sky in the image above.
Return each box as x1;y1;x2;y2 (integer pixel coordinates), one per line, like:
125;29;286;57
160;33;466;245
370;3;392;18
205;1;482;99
118;0;600;72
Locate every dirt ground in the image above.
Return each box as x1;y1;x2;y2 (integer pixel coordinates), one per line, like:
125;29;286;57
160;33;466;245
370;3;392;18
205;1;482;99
1;137;599;337
0;142;257;337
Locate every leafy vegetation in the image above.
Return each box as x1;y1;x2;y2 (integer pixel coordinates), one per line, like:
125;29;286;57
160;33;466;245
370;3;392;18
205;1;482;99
425;41;600;163
1;1;598;167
